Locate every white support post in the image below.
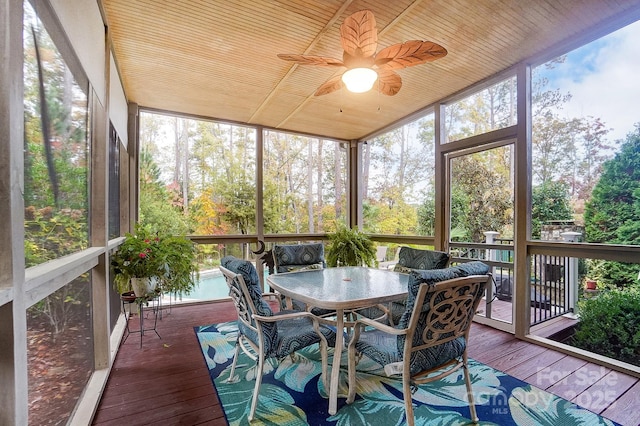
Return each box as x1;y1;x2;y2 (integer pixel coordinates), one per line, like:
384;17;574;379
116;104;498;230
484;231;500;264
561;231;582;317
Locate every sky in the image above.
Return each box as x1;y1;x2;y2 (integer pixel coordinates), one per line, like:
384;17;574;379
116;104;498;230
539;19;640;143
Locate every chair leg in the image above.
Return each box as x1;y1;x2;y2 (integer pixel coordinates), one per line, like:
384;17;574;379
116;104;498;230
227;339;241;383
320;340;329;392
346;346;357;403
248;354;265;422
403;374;415;426
463;356;479;423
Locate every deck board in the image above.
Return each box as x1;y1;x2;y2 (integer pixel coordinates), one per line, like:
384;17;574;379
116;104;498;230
92;301;639;426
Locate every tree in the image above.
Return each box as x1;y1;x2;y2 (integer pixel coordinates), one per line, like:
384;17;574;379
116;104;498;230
362;117;434;235
584;125;640;287
416;189;435;236
138;149;191;235
531;181;573;239
531;60;615;212
450;151;513;242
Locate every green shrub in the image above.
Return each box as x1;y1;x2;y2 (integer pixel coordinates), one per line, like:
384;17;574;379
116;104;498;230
572;286;640;366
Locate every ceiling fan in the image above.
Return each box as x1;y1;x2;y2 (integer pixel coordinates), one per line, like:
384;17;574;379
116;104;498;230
277;9;447;96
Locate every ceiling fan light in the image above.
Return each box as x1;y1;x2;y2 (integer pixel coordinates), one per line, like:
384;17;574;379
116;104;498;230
342;68;378;93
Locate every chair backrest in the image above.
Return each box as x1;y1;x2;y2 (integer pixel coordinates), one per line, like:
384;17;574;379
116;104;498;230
397;261;490;373
393;246;450;273
273;243;326;273
220;256;277;351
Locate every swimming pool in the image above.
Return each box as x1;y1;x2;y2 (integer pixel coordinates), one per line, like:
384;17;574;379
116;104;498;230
170;268;268;303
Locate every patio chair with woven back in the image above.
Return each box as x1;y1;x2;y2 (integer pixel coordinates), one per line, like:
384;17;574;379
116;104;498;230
347;261;491;425
219;255;336;421
272;243;334;316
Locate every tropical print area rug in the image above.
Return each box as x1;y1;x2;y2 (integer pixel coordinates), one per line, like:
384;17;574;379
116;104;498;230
195;322;618;426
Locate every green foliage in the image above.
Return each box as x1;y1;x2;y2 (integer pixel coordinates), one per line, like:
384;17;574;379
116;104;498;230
531;181;574;238
23;15;91;337
139;148;191;235
111;225;199;295
362;199;418;235
111;227;164;279
326;226;377;267
572;287;640;366
416;189;435;236
157;235;200;296
532;62;614;192
450;152;513;242
219;177;256;234
584;126;640;287
585;127;640;243
24;207;88;267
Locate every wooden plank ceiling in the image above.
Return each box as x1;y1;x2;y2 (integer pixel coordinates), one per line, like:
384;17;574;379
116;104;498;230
101;0;640;141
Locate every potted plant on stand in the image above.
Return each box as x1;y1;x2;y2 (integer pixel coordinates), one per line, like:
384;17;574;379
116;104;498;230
111;226;199;300
111;228;163;299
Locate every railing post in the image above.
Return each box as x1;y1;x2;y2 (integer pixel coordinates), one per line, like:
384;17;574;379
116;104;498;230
483;231;500;263
561;231;582;316
483;231;500;320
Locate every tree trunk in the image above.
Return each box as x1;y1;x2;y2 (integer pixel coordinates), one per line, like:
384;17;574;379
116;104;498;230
307;141;314;233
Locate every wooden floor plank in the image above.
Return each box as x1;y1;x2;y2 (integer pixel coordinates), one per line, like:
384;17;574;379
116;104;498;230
601;380;640;426
580;371;637;414
483;342;548;372
505;349;567;382
92;301;639;426
546;363;611;403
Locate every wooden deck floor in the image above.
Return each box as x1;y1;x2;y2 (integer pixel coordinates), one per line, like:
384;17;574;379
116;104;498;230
92;301;640;426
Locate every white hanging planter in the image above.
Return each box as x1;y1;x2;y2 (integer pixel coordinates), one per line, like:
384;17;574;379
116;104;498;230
131;276;157;297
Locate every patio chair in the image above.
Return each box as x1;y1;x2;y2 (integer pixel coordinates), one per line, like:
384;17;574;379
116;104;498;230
273;243;326;273
272;243;333;315
393;246;451;273
388;246;451;323
347;261;491;426
220;256;336;421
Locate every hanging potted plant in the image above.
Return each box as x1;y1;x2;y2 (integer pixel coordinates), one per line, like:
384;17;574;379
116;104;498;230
326;225;377;267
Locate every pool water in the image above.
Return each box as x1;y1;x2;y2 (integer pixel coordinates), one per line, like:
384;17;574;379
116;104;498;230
172;268;268;303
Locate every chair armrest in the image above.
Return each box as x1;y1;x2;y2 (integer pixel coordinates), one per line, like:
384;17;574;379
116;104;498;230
353;316;407;336
261;291;280;300
253;310;318;323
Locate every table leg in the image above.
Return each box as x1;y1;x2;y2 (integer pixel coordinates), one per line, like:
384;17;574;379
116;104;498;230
328;308;344;415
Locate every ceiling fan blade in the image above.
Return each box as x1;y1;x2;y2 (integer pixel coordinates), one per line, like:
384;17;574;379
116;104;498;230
277;53;344;67
340;10;378;58
375;40;447;70
314;74;344;96
377;69;402;96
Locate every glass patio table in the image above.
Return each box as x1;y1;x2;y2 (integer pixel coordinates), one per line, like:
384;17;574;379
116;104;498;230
266;266;409;415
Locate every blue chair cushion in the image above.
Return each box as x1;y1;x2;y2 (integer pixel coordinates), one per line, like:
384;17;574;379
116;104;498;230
273;310;336;357
274;243;326;273
393;247;450;273
386;248;451;324
398;260;490;328
354;331;466;375
221;256;278;353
